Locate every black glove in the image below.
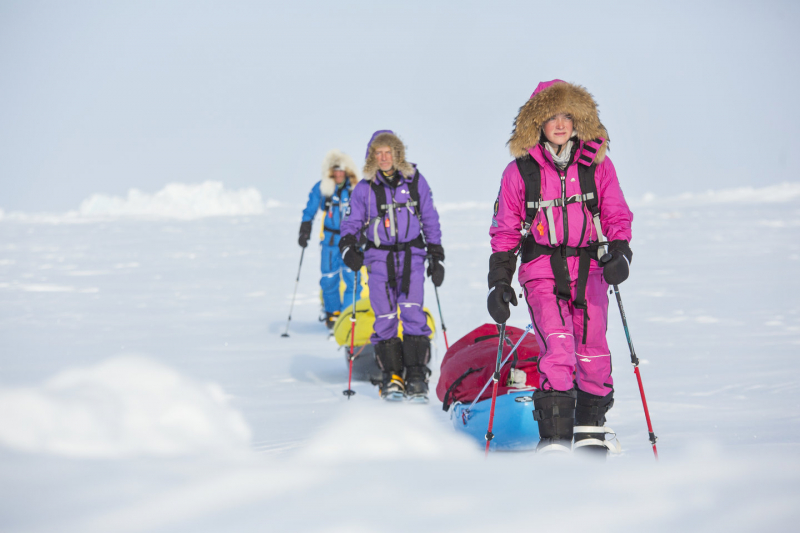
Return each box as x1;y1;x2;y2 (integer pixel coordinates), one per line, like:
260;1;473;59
339;234;363;272
487;283;518;324
426;244;445;287
600;240;632;285
487;251;519;323
298;221;312;248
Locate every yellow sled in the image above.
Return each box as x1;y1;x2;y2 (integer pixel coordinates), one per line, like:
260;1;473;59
333;298;436;382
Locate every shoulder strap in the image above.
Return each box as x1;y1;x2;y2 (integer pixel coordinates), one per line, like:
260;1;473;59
577;163;599;216
407;169;427;244
514;155;542;235
369;180;388;217
577;159;604;243
408;169;421;205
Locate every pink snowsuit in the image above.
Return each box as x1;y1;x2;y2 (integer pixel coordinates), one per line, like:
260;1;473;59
490;105;633;396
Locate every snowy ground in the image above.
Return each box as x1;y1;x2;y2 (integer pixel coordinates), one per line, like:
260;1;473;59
1;182;800;532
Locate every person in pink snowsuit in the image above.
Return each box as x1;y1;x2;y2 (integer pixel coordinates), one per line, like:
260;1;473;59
487;80;633;455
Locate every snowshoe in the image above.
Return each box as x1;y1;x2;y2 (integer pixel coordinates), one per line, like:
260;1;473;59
379;373;405;401
535;438;572;454
573;426;621;457
405;390;429;404
573;390;616;459
404;366;430;404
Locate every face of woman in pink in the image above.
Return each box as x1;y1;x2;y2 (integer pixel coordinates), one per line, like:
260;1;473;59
543;113;574;146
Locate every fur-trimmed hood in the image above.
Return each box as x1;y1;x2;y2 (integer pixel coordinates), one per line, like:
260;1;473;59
363;130;415;180
508;80;609;163
320;149;360;197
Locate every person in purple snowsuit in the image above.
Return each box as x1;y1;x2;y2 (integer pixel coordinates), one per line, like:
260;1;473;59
487;80;633;455
339;131;444;401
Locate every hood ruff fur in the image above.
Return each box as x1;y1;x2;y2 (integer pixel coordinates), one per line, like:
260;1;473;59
508;82;609;163
320;149;360;198
363;132;415;180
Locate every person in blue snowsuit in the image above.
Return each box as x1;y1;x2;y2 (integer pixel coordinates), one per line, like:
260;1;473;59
298;149;363;329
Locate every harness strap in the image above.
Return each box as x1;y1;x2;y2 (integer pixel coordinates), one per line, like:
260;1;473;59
574;249;592;344
366;235;425;296
386;252;398;290
401;245;412;295
365;235;426;252
527;192;595;209
442;367;480;412
545;207;558;245
522;241;600;345
379;200;419;209
549;250;573;303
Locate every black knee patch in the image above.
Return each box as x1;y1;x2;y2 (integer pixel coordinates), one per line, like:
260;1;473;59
532;389;577;440
375;337;404;374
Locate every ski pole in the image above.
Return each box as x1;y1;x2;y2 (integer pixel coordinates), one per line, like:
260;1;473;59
281;247;305;338
343;269;358;398
433;284;449;350
485;321;507;457
467;324;532;413
599;249;658;460
612;283;658;460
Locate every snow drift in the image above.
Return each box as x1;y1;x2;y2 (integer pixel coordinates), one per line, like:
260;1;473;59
78;181;270;219
635;182;800;207
301;402;475;462
0;355;252;458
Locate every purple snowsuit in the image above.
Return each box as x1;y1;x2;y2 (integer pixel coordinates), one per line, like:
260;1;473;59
340;160;442;344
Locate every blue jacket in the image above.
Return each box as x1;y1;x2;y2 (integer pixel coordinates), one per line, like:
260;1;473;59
302;181;353;247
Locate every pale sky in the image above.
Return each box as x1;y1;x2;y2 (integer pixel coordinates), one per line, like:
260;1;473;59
1;0;798;211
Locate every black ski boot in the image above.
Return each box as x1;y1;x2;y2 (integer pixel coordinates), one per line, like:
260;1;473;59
374;337;405;401
573;389;615;458
402;335;431;403
532;389;577;454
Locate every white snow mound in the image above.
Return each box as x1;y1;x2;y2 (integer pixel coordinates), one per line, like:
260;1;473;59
636;181;800;206
0;355;252;458
78;181;269;219
301;402;475;463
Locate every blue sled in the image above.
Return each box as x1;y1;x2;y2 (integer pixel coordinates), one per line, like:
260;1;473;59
451;390;540;451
